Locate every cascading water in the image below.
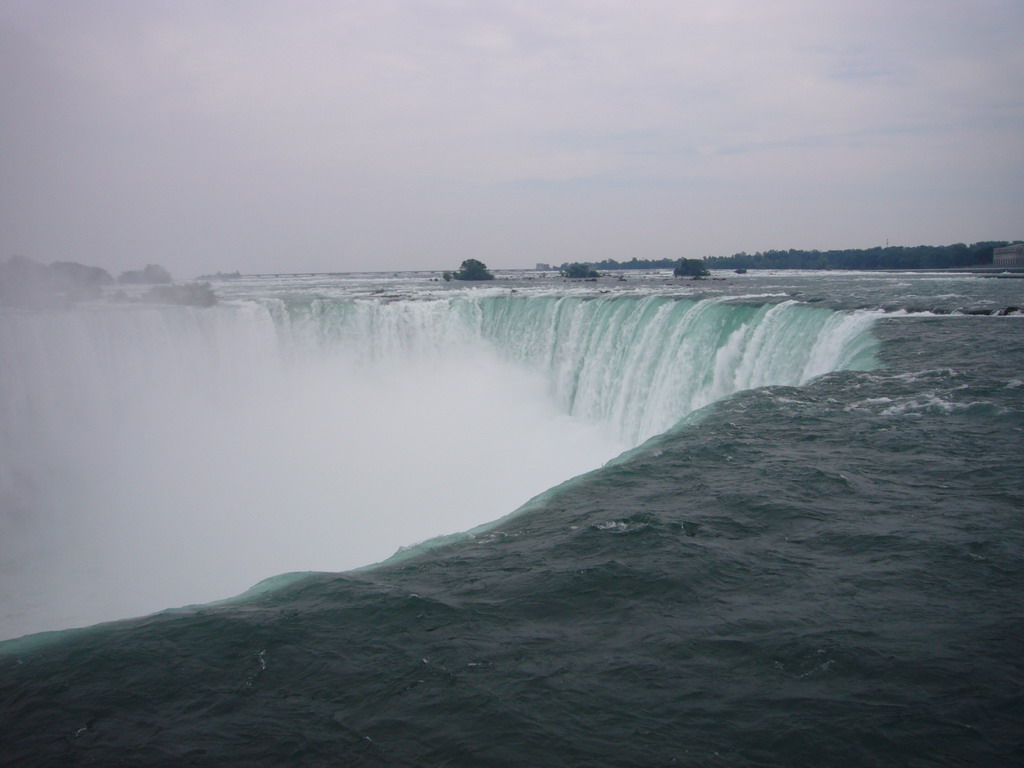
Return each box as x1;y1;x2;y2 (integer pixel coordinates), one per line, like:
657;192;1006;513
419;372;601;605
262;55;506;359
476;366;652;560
0;290;878;639
475;295;878;443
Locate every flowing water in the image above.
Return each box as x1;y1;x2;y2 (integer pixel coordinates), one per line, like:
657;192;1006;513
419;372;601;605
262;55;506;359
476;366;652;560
1;269;1021;766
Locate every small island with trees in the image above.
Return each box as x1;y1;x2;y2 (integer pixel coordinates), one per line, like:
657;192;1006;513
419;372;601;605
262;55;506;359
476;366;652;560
673;259;710;278
561;262;601;279
444;259;495;281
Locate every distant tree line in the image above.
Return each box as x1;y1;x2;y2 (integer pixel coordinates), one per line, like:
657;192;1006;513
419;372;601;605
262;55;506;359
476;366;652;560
553;242;1017;273
558;257;679;271
703;242;1015;271
0;256;117;308
0;256;215;308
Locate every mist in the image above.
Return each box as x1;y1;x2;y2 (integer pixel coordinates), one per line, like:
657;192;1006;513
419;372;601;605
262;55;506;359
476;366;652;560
0;302;626;639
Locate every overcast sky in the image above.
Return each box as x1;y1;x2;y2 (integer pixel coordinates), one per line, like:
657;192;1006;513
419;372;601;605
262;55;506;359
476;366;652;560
2;0;1021;277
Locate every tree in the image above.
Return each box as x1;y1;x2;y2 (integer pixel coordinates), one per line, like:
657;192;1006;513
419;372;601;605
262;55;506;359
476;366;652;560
674;258;710;278
452;259;494;281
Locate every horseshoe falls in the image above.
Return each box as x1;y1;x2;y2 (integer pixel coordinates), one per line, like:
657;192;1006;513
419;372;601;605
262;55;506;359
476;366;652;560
2;271;1022;767
0;287;875;638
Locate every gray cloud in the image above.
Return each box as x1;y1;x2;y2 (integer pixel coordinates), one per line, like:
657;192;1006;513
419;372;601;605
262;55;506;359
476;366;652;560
1;0;1021;276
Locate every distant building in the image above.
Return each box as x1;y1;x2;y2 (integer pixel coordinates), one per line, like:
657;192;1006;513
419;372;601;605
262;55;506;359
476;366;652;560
993;244;1024;267
535;263;551;270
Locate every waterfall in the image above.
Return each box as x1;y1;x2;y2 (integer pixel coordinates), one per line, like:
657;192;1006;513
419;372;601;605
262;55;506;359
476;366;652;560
0;294;878;638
